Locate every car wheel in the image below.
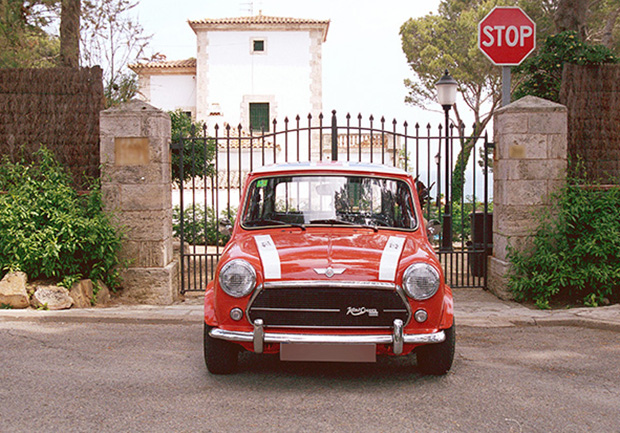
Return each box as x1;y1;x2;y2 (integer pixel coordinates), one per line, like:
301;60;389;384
416;323;455;376
204;324;239;374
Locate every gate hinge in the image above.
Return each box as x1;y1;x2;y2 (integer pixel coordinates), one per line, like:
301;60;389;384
486;142;495;149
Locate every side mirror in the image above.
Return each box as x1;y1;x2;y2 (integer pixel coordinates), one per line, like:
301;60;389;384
426;219;441;244
218;218;232;237
415;179;434;208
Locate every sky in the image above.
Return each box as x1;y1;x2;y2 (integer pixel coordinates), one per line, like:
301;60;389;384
134;0;444;128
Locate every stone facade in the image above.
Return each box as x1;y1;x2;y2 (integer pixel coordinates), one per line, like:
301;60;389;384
488;96;568;300
100;100;179;304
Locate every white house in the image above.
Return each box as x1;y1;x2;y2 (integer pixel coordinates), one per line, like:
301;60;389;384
129;13;330;132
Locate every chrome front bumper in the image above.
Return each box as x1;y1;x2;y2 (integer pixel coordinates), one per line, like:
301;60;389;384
209;319;445;355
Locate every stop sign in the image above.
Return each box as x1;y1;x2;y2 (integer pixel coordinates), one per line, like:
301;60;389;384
478;7;536;66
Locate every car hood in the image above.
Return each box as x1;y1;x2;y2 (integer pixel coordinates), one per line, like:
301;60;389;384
241;228;429;283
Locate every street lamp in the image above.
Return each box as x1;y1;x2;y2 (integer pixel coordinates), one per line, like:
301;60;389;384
436;70;457;251
434;153;441;208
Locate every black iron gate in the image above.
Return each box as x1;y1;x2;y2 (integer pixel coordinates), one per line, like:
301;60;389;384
172;111;493;294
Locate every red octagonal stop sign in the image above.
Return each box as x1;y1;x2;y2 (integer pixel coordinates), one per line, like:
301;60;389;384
478;7;536;66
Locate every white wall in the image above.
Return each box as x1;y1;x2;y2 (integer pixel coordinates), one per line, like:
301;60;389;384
203;30;313;126
149;75;197;114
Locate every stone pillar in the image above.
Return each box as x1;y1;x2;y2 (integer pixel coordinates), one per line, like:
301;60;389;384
100;100;179;304
488;96;567;300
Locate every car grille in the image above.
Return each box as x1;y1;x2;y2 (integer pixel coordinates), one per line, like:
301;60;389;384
247;282;410;328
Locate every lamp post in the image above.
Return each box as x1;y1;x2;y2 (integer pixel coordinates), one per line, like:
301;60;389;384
436;70;457;251
434;153;441;208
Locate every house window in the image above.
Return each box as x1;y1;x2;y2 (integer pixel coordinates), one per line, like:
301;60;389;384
250;103;270;132
252;39;265;53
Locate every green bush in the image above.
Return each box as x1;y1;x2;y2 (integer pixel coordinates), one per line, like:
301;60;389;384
513;31;618;102
0;148;124;289
508;171;620;309
169;110;217;185
172;205;236;246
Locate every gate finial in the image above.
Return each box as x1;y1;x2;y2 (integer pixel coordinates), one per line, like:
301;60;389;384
331;110;338;161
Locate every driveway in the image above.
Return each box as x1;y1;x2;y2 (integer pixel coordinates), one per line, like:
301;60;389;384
1;320;619;432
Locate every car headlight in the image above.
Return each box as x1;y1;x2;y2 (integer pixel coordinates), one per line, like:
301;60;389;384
219;259;256;298
402;263;440;300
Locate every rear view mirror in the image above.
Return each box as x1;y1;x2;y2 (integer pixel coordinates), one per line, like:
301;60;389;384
315;183;335;196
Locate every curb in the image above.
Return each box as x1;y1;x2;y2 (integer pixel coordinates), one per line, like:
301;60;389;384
527;316;620;332
1;306;618;332
0;306;204;326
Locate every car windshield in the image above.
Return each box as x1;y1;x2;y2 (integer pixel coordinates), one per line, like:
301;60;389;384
242;174;417;230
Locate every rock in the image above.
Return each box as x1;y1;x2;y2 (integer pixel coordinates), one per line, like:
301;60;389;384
69;280;94;308
31;285;74;310
94;280;111;306
0;272;29;309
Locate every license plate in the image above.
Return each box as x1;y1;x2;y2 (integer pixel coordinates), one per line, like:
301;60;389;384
280;343;376;363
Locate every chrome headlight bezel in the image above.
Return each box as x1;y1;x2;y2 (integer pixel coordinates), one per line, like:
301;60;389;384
402;263;440;300
218;259;257;298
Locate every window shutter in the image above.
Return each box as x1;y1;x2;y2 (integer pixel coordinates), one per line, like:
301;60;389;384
250;103;270;132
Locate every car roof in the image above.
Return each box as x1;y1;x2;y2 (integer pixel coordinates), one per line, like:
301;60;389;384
249;161;410;177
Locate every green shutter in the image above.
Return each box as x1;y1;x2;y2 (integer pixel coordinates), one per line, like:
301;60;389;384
250;103;270;132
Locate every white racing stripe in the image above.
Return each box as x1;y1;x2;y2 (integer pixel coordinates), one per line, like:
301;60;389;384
379;236;405;281
254;235;281;279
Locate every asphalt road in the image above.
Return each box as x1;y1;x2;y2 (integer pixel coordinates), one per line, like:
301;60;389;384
1;321;619;433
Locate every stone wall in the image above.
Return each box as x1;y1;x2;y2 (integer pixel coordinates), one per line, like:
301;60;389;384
100;100;179;304
488;96;568;300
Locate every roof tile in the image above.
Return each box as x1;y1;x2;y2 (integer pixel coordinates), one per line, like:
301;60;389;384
128;58;196;70
188;15;329;26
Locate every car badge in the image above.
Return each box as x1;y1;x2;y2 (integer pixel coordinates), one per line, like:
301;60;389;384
314;267;345;278
346;307;379;317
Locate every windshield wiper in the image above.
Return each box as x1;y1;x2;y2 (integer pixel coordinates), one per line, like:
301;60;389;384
244;218;306;231
309;219;378;232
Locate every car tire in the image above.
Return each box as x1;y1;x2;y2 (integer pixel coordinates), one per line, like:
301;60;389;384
204;324;239;374
416;323;455;376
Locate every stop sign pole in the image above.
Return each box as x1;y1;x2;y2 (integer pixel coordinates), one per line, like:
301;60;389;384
501;67;511;107
478;7;536;106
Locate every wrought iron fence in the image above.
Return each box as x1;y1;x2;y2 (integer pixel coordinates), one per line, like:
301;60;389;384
172;111;493;293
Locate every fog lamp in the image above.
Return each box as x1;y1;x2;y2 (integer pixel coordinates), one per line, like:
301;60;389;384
414;309;428;323
230;308;244;321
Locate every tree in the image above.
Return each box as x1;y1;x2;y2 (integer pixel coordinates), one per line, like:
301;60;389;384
104;70;137;107
169;110;217;185
0;0;59;67
80;0;151;98
401;0;504;203
1;0;150;102
59;0;80;67
584;0;620;52
513;31;618;102
400;0;603;202
554;0;589;38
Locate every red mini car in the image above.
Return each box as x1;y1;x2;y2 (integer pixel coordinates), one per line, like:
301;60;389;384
204;162;455;375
